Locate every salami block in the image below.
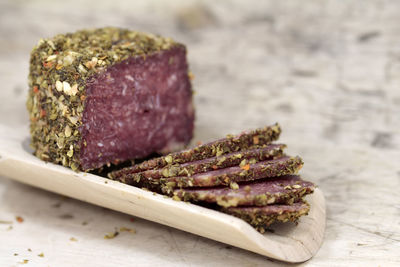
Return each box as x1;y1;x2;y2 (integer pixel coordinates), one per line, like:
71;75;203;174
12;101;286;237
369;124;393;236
109;144;286;181
221;201;310;233
111;123;282;176
173;175;314;207
161;156;303;191
27;27;194;171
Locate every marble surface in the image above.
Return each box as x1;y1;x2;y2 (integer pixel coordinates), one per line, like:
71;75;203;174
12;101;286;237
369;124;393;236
0;0;399;266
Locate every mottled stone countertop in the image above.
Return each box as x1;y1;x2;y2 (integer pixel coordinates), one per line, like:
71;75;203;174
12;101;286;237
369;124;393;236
0;0;399;266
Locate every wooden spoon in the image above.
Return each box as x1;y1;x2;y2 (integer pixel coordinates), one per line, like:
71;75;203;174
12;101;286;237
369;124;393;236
0;124;326;263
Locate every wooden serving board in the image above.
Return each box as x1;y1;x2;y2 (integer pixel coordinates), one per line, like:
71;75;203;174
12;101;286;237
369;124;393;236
0;123;326;263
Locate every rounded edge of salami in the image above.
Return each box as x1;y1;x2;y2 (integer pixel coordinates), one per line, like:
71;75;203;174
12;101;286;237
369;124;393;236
112;144;286;182
162;156;304;190
172;175;315;207
221;201;310;233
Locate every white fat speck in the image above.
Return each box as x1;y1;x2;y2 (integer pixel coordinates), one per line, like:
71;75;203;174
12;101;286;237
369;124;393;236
97;142;104;147
161;113;167;123
155;95;160;108
110;141;115;146
117;122;124;127
125;75;134;81
167;74;177;87
122;84;127;96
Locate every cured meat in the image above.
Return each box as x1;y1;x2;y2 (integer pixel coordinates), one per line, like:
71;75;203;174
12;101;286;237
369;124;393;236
27;27;194;171
111;156;303;192
161;156;303;190
109;144;286;181
173;175;314;207
104;120;315;232
221;201;310;233
111;123;282;175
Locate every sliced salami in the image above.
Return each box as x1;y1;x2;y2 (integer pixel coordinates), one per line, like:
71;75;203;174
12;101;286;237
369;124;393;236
173;175;314;207
111;144;286;182
161;156;303;191
109;123;282;178
221;201;310;233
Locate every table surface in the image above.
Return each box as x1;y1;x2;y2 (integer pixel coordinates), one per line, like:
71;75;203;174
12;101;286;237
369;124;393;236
1;0;399;266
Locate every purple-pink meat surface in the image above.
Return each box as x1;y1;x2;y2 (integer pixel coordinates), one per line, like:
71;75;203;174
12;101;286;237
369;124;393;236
79;45;194;170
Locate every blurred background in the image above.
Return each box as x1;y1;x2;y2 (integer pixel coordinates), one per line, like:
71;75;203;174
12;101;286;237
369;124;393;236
0;0;399;266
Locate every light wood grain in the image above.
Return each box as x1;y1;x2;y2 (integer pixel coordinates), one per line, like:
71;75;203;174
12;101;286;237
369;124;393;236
0;124;325;263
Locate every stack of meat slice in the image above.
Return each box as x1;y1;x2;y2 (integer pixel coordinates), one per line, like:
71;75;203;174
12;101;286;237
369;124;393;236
109;123;315;233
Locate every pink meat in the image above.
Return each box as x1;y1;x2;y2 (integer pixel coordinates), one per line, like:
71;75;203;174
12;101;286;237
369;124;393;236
79;45;194;170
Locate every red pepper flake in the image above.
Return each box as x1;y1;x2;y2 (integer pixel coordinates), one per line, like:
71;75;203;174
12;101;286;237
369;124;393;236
253;136;259;145
43;61;53;68
196;141;203;146
240;164;250;171
212;165;218;170
33;86;39;94
16;216;24;223
40;109;46;118
80;95;86;101
129;217;135;223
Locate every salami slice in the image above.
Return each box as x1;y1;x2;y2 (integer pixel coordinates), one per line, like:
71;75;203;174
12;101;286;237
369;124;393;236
221;201;310;233
110;144;286;181
110;123;282;177
173;175;314;207
161;156;303;191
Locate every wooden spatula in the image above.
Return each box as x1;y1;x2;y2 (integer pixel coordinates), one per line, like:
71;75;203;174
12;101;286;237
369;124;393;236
0;124;326;263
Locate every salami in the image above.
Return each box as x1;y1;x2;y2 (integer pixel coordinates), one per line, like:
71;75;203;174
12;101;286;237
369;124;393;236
173;175;314;207
161;156;303;191
109;144;286;181
111;123;282;175
27;27;194;171
221;201;310;233
110;156;303;193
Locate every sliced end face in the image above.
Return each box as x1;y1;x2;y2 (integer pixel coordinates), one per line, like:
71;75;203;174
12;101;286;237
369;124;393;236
80;45;194;170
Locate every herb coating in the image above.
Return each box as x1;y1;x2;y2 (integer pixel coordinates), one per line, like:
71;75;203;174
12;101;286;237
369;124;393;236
27;27;177;171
